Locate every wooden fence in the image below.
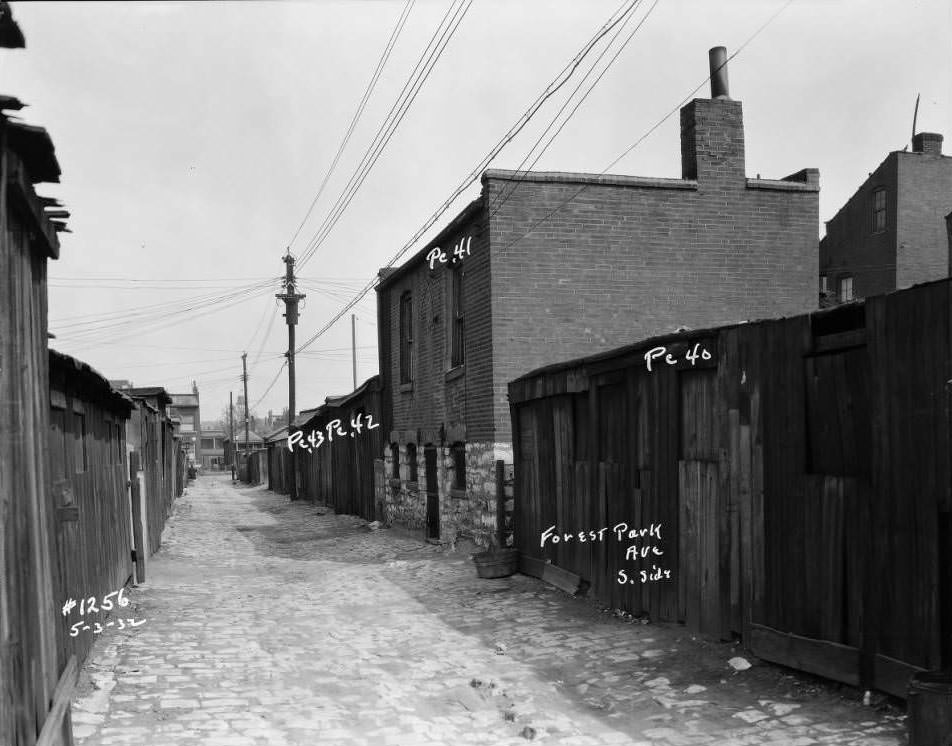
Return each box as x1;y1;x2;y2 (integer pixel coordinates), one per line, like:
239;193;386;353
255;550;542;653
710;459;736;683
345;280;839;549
294;376;383;521
265;427;292;494
509;278;951;698
48;351;135;668
1;104;76;744
123;389;183;582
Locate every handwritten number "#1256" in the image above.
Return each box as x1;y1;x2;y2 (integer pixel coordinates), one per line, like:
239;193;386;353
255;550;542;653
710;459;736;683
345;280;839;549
287;413;380;452
426;236;471;270
61;587;129;617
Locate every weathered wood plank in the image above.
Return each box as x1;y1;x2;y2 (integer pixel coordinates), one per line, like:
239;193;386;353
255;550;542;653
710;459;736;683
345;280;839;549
750;623;861;687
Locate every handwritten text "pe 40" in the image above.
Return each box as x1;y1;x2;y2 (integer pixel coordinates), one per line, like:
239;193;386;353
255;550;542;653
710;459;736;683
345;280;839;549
644;342;712;373
426;236;471;270
287;413;380;453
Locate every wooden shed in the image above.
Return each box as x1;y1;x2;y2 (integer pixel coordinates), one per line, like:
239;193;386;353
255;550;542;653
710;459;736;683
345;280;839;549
0;57;78;745
508;278;951;698
123;386;182;579
48;350;135;667
264;425;292;494
295;376;384;521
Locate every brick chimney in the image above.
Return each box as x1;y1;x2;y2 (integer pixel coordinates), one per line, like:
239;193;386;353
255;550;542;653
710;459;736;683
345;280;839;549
912;132;943;155
681;47;745;185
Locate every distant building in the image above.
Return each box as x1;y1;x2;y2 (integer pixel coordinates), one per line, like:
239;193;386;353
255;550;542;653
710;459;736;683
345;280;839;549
820;132;952;303
168;382;200;466
223;430;264;468
375;49;820;548
199;424;226;470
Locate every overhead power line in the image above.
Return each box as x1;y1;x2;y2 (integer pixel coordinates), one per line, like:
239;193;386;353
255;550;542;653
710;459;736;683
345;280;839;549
293;0;794;355
285;0;415;251
292;0;647;353
295;0;473;271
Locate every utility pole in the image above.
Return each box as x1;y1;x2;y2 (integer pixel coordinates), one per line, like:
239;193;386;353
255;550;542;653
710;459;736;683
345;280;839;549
241;352;250;481
276;252;305;500
229;391;235;481
351;313;357;389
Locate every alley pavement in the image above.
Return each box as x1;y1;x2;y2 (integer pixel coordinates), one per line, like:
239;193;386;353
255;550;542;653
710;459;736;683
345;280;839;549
71;474;906;745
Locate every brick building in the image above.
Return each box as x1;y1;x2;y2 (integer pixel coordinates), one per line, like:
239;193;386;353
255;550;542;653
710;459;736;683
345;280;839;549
376;50;820;547
168;383;200;466
820;132;951;303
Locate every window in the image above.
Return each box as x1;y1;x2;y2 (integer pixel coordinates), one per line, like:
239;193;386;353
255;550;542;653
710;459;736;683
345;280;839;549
872;187;886;233
839;276;854;302
406;443;418;483
819;276;828;293
390;443;400;480
399;292;413;384
50;407;67;479
451;442;466;491
180;414;195;432
73;412;87;473
450;265;464;367
201;438;215;450
116;424;123;464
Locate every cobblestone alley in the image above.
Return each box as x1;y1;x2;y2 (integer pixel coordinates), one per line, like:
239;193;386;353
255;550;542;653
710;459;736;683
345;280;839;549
71;475;906;745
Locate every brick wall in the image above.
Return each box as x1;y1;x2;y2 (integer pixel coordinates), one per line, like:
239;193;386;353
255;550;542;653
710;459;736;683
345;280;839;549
896;151;952;289
820;149;952;297
487;97;819;440
819;154;898;299
377;207;493;443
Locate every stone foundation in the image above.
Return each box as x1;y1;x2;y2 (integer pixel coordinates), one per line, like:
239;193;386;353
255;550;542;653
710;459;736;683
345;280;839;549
379;440;512;548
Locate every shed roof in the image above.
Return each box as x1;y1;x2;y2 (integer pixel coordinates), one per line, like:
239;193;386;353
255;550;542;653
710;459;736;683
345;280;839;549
6;118;61;183
123;386;173;408
49;349;135;416
0;2;25;48
264;425;289;444
224;430;264;445
169;393;199;407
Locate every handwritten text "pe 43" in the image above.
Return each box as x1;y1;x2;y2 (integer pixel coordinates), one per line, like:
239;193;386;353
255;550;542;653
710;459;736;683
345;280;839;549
644;342;712;373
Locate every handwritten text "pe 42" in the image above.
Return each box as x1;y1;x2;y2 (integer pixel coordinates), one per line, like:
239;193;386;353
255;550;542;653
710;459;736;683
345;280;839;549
287;413;380;453
426;236;471;270
644;342;712;373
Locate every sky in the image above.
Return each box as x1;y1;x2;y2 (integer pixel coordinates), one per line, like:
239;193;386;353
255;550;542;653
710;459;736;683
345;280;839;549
4;0;951;427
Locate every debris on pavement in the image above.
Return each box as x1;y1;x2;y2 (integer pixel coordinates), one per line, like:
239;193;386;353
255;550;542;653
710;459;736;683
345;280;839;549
729;656;752;671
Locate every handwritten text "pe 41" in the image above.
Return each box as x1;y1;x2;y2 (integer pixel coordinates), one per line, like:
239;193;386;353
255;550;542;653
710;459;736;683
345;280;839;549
644;342;712;373
426;236;471;270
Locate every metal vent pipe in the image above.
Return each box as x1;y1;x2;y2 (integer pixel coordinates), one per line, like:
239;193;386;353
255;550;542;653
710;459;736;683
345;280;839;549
709;46;730;99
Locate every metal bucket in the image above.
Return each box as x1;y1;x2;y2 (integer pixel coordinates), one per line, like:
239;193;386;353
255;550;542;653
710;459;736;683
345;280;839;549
908;670;952;746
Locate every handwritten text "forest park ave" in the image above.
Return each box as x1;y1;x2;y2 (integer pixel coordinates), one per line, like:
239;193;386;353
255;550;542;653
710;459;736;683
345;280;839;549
540;522;662;548
287;413;380;453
